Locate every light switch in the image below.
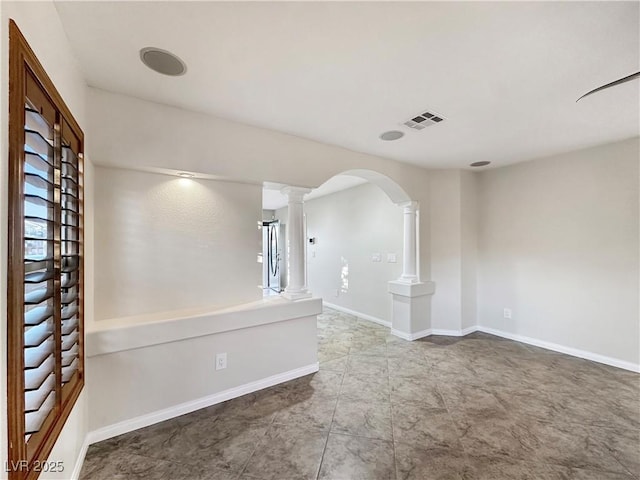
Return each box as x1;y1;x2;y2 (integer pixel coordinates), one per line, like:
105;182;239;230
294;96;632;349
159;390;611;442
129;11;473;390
372;253;382;262
387;253;397;263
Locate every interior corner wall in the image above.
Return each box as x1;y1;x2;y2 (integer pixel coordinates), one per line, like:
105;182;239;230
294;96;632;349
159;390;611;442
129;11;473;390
460;171;478;331
477;137;640;367
288;183;403;323
428;170;463;332
1;2;91;477
94;166;262;320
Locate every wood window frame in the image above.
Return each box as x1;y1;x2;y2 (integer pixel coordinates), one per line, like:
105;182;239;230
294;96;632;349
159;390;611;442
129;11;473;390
7;20;85;480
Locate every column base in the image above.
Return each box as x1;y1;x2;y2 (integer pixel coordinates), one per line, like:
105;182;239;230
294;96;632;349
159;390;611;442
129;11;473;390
281;290;313;301
388;281;435;341
398;275;420;284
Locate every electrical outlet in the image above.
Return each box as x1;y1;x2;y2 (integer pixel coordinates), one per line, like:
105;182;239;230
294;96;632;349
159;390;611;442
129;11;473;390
387;253;397;263
503;308;512;319
371;253;382;262
216;353;227;370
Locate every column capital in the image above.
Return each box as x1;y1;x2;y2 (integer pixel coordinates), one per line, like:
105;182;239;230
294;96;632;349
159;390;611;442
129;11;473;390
399;200;419;213
281;186;312;203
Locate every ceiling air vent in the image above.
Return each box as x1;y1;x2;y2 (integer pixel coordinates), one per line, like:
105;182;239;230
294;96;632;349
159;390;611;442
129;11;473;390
403;110;445;130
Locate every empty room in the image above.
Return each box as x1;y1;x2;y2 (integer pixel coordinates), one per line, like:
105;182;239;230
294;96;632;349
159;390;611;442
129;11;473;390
0;1;638;479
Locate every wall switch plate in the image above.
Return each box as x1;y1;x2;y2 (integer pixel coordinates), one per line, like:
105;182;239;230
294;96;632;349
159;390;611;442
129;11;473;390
372;253;382;262
216;353;227;370
387;253;397;263
333;289;339;297
503;308;512;319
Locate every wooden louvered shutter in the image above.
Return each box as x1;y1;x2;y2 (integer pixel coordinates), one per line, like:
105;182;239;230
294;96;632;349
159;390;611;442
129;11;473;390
7;20;84;480
59;119;83;390
22;74;58;445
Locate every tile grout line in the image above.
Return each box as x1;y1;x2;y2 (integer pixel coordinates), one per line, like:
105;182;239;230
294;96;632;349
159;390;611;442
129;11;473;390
312;311;393;475
235;403;277;478
598;437;639;479
430;360;475;469
314;349;349;480
387;341;401;480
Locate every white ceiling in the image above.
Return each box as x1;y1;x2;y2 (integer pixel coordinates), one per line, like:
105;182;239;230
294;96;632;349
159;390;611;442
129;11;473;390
263;175;366;211
54;1;639;169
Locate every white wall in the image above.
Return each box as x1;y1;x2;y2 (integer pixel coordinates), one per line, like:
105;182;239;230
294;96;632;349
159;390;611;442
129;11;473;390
88;311;318;432
460;171;478;331
87;87;433;283
427;170;479;334
94;167;262;320
280;183;403;323
428;170;463;332
0;2;91;477
477;137;640;368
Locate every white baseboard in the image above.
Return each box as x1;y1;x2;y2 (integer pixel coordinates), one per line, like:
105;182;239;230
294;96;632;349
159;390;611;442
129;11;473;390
325;301;638;372
87;362;319;445
430;329;458;336
429;326;479;337
391;328;432;341
69;436;90;480
476;325;640;373
323;302;391;328
323;302;476;340
461;325;478;336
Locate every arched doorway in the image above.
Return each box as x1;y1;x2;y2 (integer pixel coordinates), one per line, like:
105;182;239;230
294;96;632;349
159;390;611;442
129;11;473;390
325;169;419;285
264;169;433;340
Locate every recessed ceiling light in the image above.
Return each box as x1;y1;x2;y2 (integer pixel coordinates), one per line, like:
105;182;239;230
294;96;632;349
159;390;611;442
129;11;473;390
140;47;187;76
379;130;404;141
470;161;491;167
177;172;194;178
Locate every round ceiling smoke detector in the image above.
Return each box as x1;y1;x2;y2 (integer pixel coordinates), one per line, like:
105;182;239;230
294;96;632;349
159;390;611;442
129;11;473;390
470;161;491;167
379;130;404;141
140;47;187;76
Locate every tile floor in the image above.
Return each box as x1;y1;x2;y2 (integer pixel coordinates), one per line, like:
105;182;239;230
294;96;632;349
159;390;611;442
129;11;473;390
80;308;640;480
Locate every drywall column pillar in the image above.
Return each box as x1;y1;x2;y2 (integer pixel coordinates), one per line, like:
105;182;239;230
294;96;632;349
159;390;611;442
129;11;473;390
400;201;419;283
389;200;435;340
282;186;312;300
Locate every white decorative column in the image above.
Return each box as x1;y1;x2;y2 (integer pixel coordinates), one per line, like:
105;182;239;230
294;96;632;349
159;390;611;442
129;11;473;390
281;186;312;300
388;200;435;340
400;201;419;283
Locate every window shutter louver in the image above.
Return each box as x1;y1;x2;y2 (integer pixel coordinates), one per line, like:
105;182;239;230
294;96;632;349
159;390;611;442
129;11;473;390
22;93;58;443
7;20;85;480
60;121;82;388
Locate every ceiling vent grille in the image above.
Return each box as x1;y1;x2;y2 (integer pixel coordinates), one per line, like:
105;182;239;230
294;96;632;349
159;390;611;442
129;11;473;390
403;110;445;130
